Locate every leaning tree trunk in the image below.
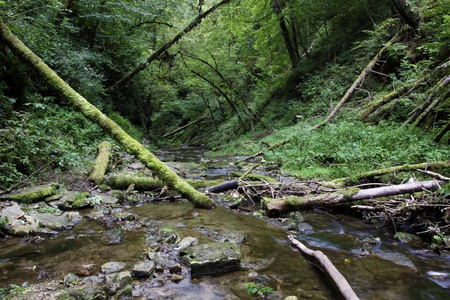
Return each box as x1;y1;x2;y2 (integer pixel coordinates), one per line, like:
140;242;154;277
313;32;400;129
0;21;215;209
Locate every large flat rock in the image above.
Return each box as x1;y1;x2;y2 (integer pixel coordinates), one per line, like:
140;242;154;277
181;242;241;277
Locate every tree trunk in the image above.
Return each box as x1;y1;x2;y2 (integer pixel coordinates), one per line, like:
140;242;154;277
390;0;419;30
264;180;442;216
271;0;298;68
360;78;423;121
88;141;112;185
434;120;450;143
402;75;450;128
288;235;360;300
0;21;215;209
89;0;106;49
314;32;400;129
331;160;450;186
107;0;232;92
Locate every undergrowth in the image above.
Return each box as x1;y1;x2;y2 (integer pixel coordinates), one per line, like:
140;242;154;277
215;120;449;181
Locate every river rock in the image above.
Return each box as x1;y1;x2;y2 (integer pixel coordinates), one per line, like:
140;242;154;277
105;271;133;288
101;261;126;274
284;297;298;300
4;184;59;203
101;229;124;245
28;211;81;230
98;194;120;206
194;227;246;246
64;272;80;284
177;236;198;249
68;286;111;300
1;202;38;235
132;261;155;278
181;242;242;277
394;232;421;244
74;264;96;276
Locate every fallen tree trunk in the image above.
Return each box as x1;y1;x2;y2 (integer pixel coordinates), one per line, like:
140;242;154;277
88;141;112;185
206;180;239;193
106;176;225;191
264;180;442;216
313;32;400;129
0;21;215;209
288;235;360;300
332;160;450;186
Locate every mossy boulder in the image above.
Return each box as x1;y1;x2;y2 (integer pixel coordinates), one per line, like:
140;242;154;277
181;242;241;277
7;184;60;203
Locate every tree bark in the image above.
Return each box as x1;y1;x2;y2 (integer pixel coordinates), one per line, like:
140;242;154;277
313;32;400;129
434;120;450;143
288;235;360;300
107;0;232;92
0;21;215;209
360;78;423;121
106;176;225;191
390;0;419;30
332;160;450;186
402;75;450;128
264;180;442;216
271;0;299;68
88;141;112;185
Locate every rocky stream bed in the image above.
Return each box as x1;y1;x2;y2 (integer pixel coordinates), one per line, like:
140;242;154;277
0;147;449;299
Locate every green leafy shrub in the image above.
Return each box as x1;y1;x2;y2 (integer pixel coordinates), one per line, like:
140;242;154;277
0;97;105;190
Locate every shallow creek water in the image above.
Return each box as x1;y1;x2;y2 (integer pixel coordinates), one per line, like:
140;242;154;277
0;147;449;299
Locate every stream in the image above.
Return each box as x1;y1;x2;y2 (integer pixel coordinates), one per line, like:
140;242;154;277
0;147;449;299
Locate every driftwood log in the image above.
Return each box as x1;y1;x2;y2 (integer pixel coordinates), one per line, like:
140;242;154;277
88;141;112;185
288;235;360;300
264;180;442;216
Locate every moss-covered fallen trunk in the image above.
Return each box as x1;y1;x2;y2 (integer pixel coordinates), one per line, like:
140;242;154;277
6;184;59;204
0;21;214;209
88;141;112;185
264;180;442;217
106;176;226;191
331;160;450;187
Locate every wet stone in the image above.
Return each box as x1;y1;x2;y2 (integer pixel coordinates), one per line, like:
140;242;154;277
74;264;96;276
68;286;111;299
394;232;421;244
168;261;182;274
64;272;80;284
132;260;155;278
297;223;314;234
105;271;133;288
177;236;198;249
101;229;124;245
181;242;242;277
101;261;126;274
194;227;246;246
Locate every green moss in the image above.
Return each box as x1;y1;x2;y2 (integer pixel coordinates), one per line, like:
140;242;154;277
9;183;60;203
342;187;360;199
88;141;112;185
